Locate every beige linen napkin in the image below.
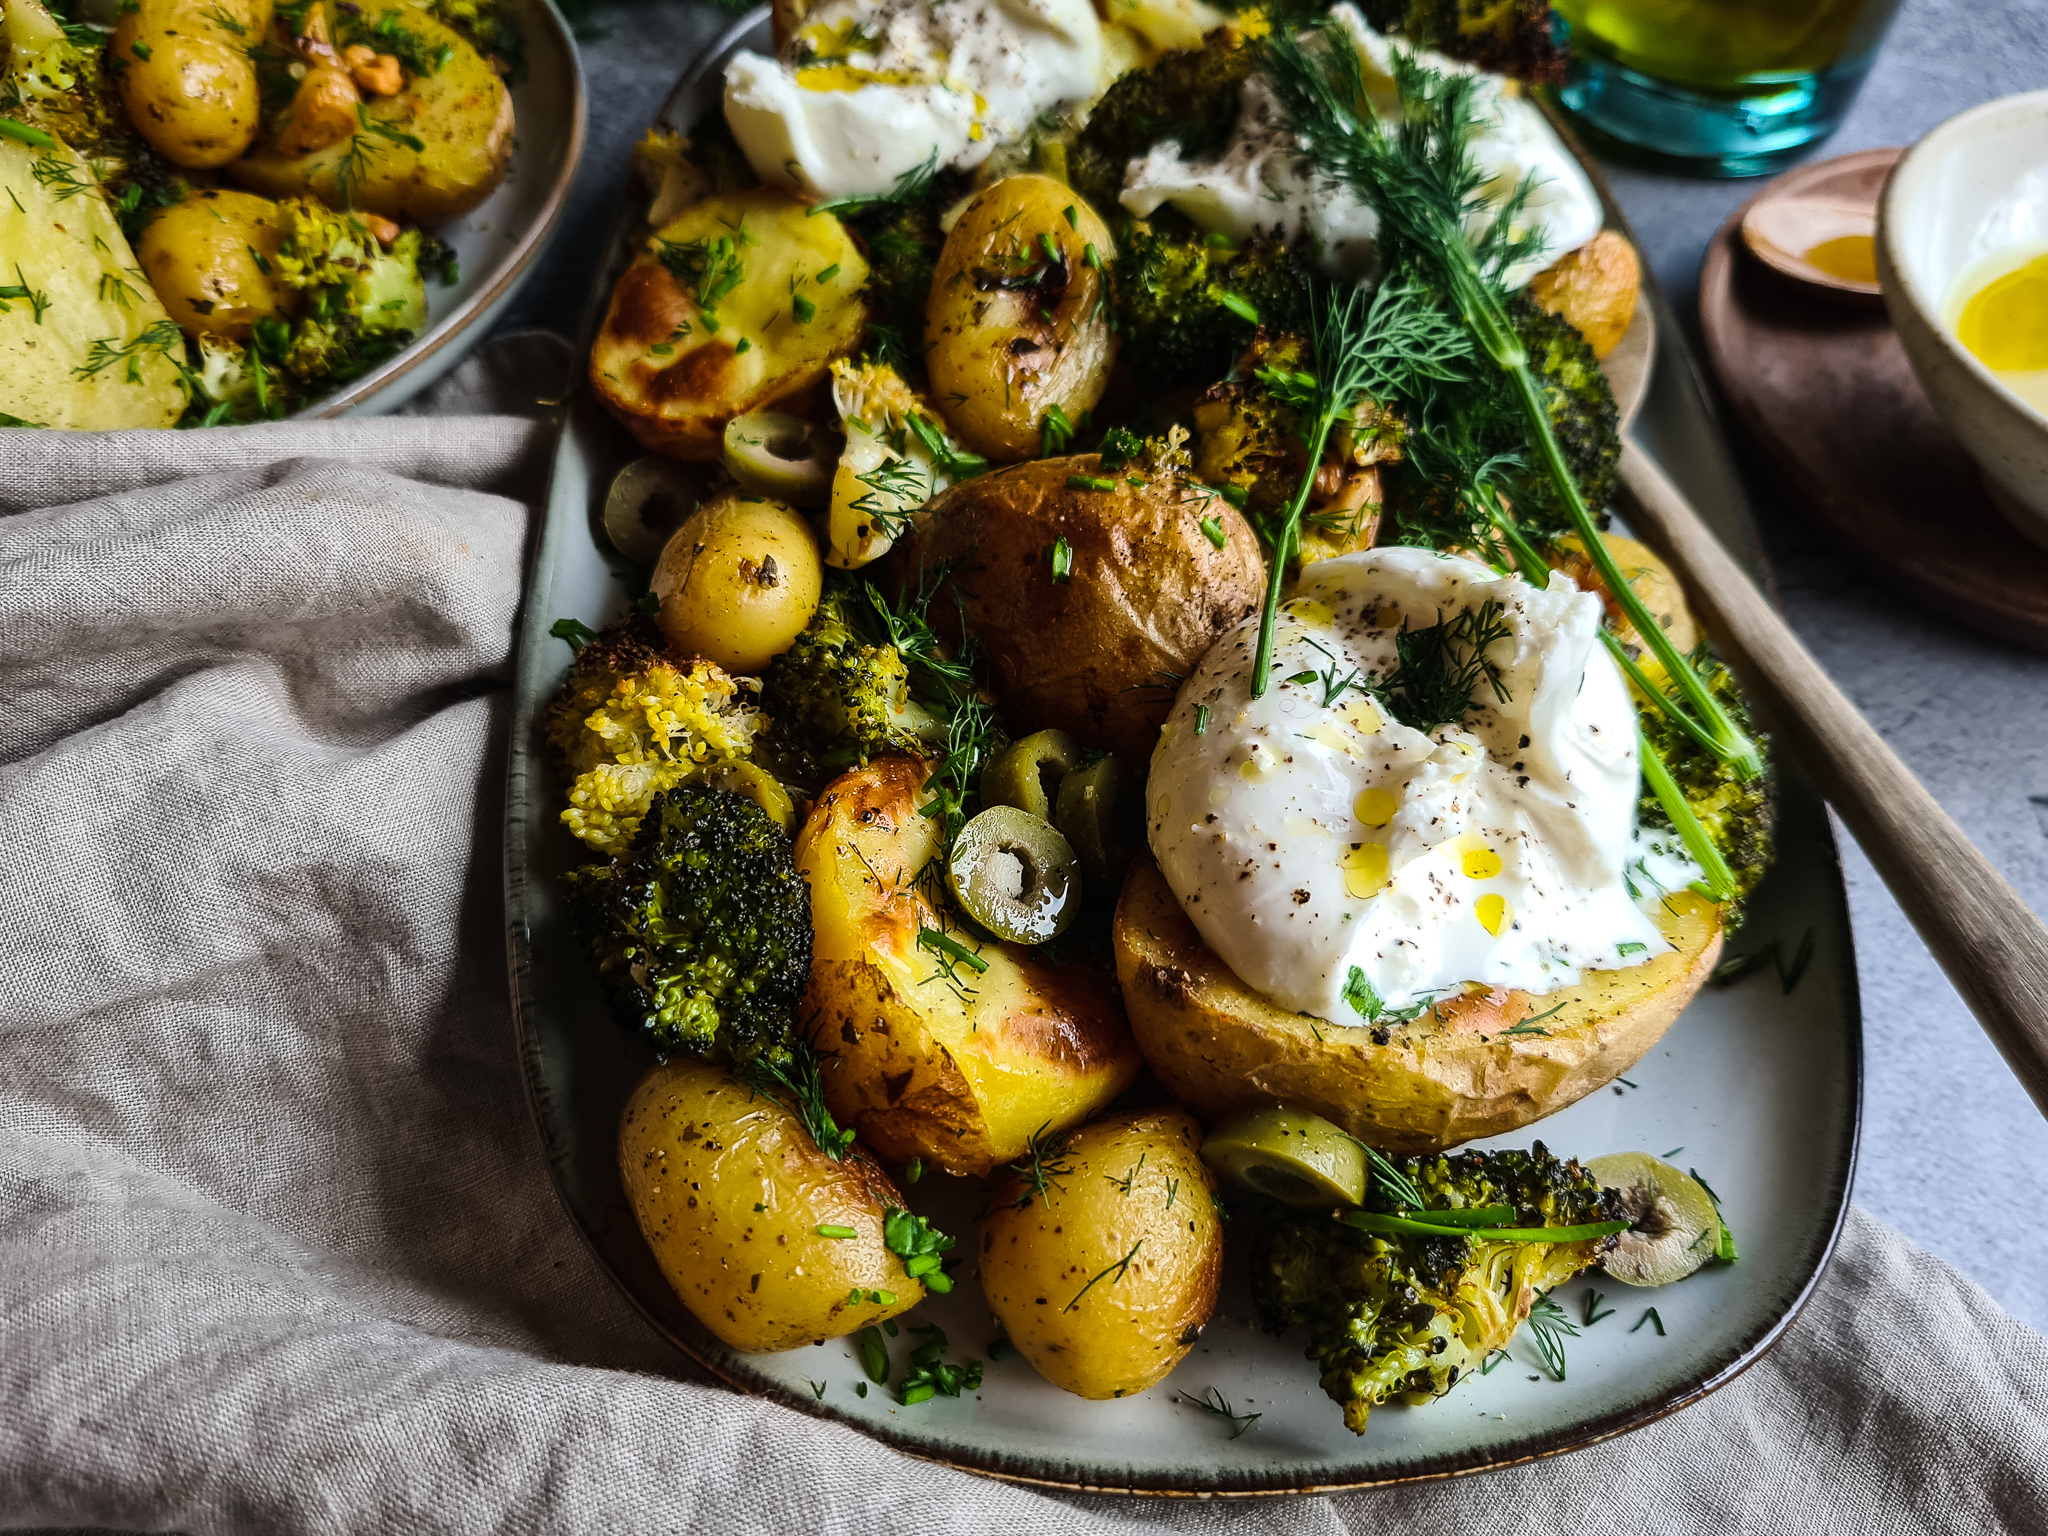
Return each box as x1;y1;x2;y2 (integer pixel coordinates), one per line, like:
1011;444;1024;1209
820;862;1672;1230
1;342;2042;1534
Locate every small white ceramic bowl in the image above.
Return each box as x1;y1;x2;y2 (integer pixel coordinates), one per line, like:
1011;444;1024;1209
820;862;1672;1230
1877;89;2048;550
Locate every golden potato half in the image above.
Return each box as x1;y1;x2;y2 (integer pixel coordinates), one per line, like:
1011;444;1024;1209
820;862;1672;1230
1113;858;1723;1154
894;456;1265;765
795;757;1142;1176
618;1058;926;1353
980;1108;1222;1399
592;190;869;459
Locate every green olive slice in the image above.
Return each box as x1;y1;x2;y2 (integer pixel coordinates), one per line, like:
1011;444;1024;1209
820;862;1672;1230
604;456;704;565
1587;1152;1725;1286
722;412;838;507
945;805;1079;944
1200;1106;1366;1208
1054;751;1122;886
981;729;1083;821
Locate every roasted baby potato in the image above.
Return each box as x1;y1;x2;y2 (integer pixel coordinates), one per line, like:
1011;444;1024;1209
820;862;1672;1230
0;139;185;430
924;175;1117;462
591;190;869;459
979;1108;1222;1399
137;190;289;342
1528;229;1641;360
893;455;1265;764
650;490;824;675
229;0;513;223
1553;532;1699;664
116;0;272;169
1113;858;1724;1155
795;757;1142;1176
617;1057;926;1353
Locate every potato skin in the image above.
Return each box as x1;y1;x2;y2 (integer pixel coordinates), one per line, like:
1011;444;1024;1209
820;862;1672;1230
651;492;823;674
617;1057;925;1353
795;757;1141;1176
138;190;288;342
0;138;185;429
592;190;869;460
1528;230;1640;360
925;176;1117;462
1113;858;1723;1154
892;456;1265;765
980;1108;1221;1399
229;0;512;222
116;0;271;169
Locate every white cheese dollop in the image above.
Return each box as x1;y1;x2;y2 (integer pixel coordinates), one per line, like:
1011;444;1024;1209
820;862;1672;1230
1119;4;1602;285
724;0;1103;201
1147;549;1688;1026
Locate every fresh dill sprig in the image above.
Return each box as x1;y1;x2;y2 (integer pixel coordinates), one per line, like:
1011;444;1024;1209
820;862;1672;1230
1246;273;1471;697
1371;599;1511;734
740;1039;858;1159
1176;1386;1262;1438
1007;1122;1073;1211
1365;1145;1424;1211
1063;1239;1142;1313
1260;24;1762;806
72;319;182;384
1525;1290;1577;1379
810;146;941;218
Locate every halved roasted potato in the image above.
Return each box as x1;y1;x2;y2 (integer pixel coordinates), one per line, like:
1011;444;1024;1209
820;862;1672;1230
795;756;1141;1176
591;189;868;459
1528;229;1641;360
229;0;512;223
1112;857;1723;1154
891;453;1265;764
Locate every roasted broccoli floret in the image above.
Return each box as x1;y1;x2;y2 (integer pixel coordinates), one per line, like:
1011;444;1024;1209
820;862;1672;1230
1352;0;1568;83
1116;226;1313;390
422;0;524;79
850;197;944;379
1068;30;1255;212
759;583;945;789
1637;648;1775;907
545;620;765;855
565;785;812;1065
178;201;455;424
1510;290;1620;521
1253;1144;1622;1433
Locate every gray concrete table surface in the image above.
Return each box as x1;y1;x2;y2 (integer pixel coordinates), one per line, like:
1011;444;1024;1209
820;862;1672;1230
495;0;2048;1334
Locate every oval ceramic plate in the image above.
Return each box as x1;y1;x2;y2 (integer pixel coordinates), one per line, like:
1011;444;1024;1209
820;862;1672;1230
504;13;1858;1494
302;0;585;416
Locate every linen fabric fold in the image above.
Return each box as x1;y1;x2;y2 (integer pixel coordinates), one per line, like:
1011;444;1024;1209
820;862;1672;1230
1;379;2044;1533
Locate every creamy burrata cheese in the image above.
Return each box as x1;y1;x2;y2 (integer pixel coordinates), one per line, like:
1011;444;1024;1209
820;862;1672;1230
1119;4;1602;285
724;0;1103;201
1147;549;1693;1025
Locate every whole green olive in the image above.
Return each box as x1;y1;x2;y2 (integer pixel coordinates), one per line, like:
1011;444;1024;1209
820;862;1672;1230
1200;1105;1367;1208
722;411;839;507
1053;751;1123;887
980;729;1083;822
945;804;1079;944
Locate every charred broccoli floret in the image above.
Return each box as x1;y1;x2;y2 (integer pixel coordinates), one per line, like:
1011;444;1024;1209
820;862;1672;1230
1116;226;1313;390
1637;648;1775;907
1253;1144;1622;1433
545;620;766;856
1069;30;1255;212
849;197;944;379
759;583;946;789
1510;290;1620;522
179;200;458;424
1352;0;1568;82
565;785;812;1065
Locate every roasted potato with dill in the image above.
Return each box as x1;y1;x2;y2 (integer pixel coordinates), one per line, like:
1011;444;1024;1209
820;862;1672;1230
115;0;272;169
618;1057;928;1353
136;190;289;342
1113;857;1724;1155
979;1108;1222;1399
794;756;1142;1177
924;175;1118;463
229;0;513;223
592;189;869;459
0;137;186;430
892;444;1265;765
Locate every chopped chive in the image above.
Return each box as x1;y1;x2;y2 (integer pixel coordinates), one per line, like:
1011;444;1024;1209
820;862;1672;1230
988;1336;1017;1361
1194;704;1210;735
1083;242;1101;269
1218;292;1259;324
815;262;840;283
1631;1307;1666;1336
1062;204;1078;228
792;294;815;323
1037;230;1061;265
856;1325;889;1382
816;1223;857;1239
905;1156;923;1184
0;118;55;148
1200;514;1227;549
1048;536;1073;583
1065;474;1116;492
